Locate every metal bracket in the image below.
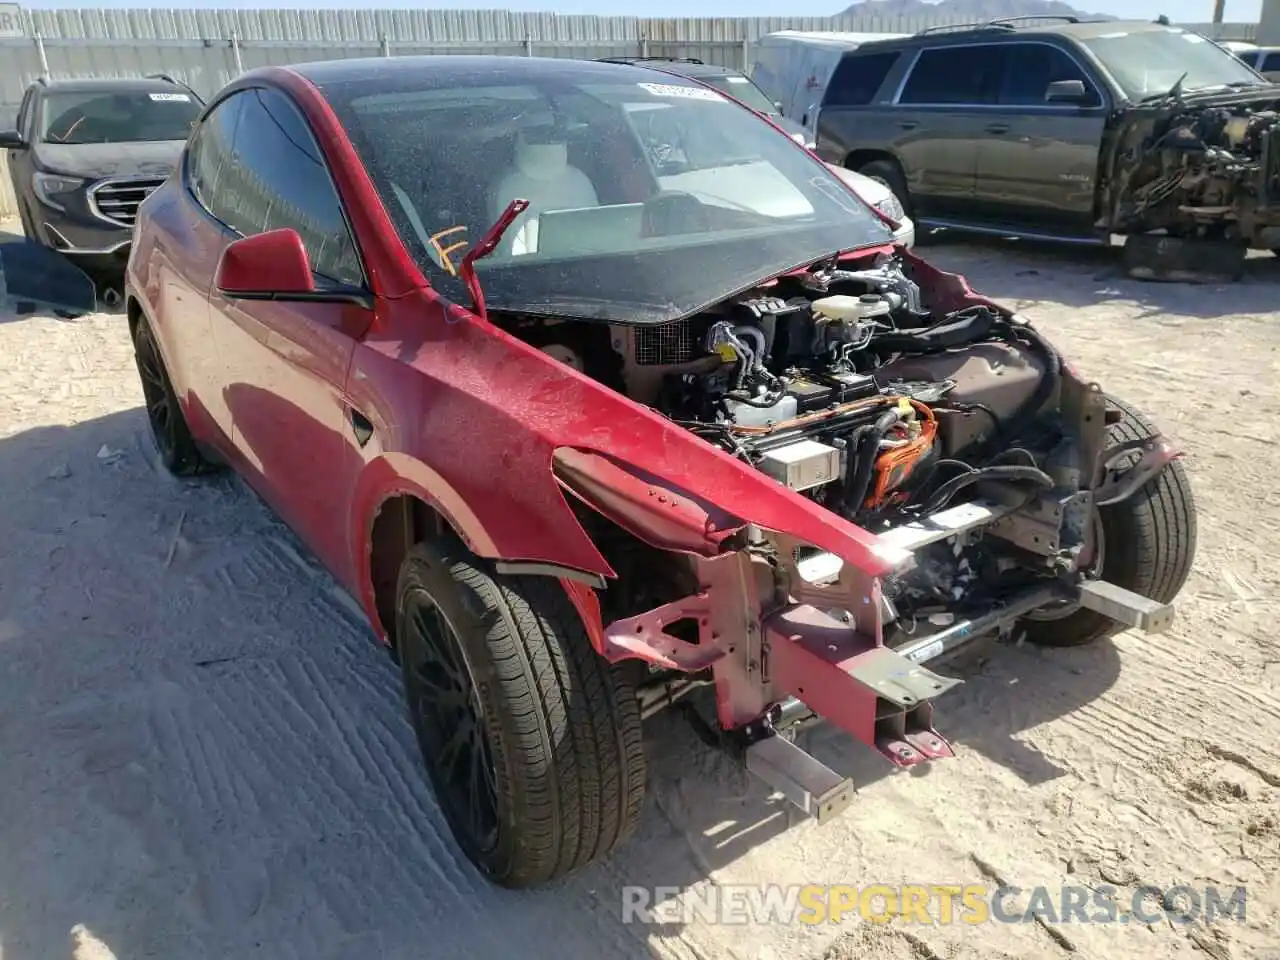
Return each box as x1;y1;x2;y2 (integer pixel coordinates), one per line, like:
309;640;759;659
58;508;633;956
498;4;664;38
986;489;1092;558
1094;434;1179;506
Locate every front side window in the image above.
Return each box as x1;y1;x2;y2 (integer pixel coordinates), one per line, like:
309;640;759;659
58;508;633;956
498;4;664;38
899;46;1002;105
40;89;201;144
1080;27;1268;100
216;87;363;287
322;68;891;324
999;43;1101;106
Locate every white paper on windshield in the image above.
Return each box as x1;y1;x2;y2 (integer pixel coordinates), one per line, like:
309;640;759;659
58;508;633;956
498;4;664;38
636;82;726;102
726;76;749;83
149;92;191;102
1181;33;1207;43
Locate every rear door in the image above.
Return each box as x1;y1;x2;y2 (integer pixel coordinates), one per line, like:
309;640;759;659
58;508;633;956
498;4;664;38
974;40;1110;238
205;84;372;587
889;44;1000;221
147;90;247;448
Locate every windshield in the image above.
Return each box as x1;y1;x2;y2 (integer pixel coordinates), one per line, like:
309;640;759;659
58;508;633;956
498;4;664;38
1080;26;1267;100
698;74;779;114
40;90;201;144
322;67;889;324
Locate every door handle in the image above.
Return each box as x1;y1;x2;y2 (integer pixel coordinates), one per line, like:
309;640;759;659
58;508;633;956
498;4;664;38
898;120;918;130
986;123;1010;134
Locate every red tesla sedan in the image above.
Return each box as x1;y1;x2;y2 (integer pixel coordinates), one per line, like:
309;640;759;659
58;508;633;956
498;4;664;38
125;55;1194;889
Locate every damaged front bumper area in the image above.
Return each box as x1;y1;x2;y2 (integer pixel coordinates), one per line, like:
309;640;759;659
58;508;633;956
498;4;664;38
587;423;1182;823
1106;91;1280;249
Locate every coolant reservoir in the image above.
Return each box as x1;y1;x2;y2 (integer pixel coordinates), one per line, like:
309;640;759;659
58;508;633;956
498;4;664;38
811;294;891;322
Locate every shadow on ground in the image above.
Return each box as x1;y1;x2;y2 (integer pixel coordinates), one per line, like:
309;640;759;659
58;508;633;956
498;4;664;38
918;230;1280;319
0;232;99;321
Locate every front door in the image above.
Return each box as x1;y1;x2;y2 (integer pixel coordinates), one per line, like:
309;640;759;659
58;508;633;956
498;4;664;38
202;84;373;587
974;41;1110;238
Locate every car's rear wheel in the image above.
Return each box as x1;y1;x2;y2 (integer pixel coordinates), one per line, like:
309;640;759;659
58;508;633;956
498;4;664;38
131;315;218;477
395;538;647;888
1022;395;1197;647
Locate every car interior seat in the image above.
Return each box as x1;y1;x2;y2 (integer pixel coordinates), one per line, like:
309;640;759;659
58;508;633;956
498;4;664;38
489;124;599;256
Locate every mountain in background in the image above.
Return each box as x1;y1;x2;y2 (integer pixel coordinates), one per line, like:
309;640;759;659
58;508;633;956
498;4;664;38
837;0;1118;21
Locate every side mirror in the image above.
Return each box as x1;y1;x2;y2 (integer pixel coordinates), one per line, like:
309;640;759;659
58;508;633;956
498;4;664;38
1045;79;1089;104
215;229;372;307
0;129;26;149
216;229;315;299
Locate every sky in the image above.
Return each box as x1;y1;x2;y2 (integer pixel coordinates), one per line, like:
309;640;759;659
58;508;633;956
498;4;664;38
14;0;1266;25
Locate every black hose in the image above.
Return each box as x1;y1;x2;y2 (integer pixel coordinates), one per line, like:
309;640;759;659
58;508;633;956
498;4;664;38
918;463;1054;516
843;408;902;514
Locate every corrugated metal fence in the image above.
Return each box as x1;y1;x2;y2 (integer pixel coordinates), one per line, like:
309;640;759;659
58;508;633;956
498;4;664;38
0;7;1262;218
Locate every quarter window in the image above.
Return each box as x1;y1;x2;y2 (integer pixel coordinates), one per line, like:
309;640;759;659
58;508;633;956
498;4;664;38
824;51;901;106
899;46;1002;105
218;87;364;288
999;43;1100;106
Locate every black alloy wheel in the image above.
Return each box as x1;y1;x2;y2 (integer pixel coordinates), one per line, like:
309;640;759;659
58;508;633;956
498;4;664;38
399;586;500;855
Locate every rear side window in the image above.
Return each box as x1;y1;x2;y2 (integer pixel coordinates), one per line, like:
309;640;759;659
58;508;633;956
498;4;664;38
899;46;1002;105
1263;52;1280;71
999;43;1101;106
824;51;901;106
187;93;244;215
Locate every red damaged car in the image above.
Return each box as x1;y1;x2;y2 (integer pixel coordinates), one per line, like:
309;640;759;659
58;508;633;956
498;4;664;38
125;55;1196;888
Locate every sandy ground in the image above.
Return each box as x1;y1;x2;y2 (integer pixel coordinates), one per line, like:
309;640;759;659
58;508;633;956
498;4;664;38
0;217;1277;960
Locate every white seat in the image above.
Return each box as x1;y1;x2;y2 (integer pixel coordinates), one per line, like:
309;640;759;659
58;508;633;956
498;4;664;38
490;127;598;255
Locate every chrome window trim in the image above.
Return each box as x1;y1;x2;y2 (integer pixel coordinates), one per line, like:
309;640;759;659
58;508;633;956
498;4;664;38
889;39;1109;111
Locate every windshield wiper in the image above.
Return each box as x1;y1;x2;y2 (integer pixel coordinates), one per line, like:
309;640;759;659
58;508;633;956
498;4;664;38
1138;71;1188;103
458;197;529;323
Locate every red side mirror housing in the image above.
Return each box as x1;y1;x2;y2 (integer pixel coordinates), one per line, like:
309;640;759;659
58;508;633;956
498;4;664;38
215;228;316;299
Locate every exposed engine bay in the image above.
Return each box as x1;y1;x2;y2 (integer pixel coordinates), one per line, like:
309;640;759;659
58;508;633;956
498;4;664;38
499;250;1175;648
1106;93;1280;245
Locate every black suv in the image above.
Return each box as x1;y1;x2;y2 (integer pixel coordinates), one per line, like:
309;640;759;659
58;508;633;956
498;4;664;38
810;17;1280;257
595;56;816;147
1;74;205;292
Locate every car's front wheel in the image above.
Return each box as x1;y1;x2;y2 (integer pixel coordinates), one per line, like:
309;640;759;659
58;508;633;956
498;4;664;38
131;315;219;477
394;538;647;888
1022;395;1197;646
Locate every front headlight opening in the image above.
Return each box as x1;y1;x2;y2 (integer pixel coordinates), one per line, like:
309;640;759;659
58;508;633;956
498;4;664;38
875;193;905;222
33;173;84;211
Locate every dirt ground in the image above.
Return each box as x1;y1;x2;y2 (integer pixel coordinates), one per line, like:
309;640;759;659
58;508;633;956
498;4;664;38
0;217;1277;960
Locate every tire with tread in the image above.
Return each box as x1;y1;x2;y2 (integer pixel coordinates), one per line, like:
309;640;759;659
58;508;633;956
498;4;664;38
131;315;219;477
395;538;647;888
1023;395;1196;647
